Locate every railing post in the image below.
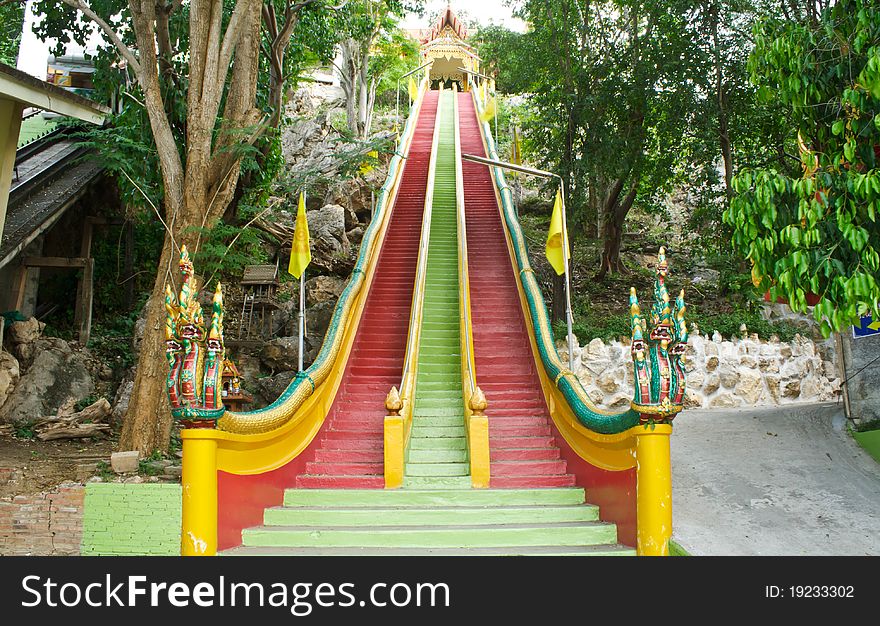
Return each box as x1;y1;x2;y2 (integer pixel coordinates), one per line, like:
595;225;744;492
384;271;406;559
627;247;687;556
384;386;404;489
468;387;490;488
633;423;673;556
180;431;218;556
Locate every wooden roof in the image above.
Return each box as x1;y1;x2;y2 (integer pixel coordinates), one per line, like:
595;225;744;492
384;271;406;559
241;264;279;285
421;6;468;44
0;63;108;125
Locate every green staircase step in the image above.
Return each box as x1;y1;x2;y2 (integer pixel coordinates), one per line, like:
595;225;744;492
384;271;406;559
404;462;471;477
283;488;588;508
224;545;636;557
410;438;466;450
242;522;618;549
264;504;600;527
402;476;476;489
410;426;466;438
408;448;468;463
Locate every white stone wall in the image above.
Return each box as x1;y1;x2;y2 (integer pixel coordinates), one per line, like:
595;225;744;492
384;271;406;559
557;331;841;411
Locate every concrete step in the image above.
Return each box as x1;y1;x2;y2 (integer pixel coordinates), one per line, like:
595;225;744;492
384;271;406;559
223;544;635;556
263;504;600;527
283;488;586;508
241;521;618;549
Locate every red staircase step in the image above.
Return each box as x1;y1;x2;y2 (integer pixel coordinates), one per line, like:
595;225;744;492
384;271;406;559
458;91;577;490
490;460;568;475
490;475;577;488
296;475;385;489
490;448;561;461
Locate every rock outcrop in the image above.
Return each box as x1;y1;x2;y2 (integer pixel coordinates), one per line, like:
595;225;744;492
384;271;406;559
559;330;840;411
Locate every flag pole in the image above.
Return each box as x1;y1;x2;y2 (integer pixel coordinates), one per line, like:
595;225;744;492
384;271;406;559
558;181;575;373
298;187;307;372
460;152;576;371
298;270;305;372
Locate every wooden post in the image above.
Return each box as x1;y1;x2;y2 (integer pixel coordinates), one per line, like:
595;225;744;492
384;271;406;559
77;258;94;345
74;219;94;344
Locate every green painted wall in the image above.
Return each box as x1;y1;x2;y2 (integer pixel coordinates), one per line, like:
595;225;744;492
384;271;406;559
81;483;181;556
853;429;880;464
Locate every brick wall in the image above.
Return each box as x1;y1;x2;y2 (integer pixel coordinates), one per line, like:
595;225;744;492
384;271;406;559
0;482;182;556
0;483;84;555
81;483;181;556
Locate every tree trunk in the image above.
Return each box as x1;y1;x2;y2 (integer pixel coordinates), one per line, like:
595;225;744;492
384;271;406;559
552;273;565;325
710;2;734;200
597;180;638;279
118;235;175;454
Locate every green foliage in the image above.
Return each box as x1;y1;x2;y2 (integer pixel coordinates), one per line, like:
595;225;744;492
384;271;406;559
472;24;532;94
138;451;166;476
190;218;271;283
725;0;880;336
94;461;116;481
0;2;25;65
12;420;37;440
555;305;800;343
75;395;100;412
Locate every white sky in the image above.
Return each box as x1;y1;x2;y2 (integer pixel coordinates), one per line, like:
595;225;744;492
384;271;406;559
17;1;101;78
402;1;527;32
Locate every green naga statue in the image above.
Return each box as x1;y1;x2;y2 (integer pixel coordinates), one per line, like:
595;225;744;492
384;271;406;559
165;246;226;428
629;247;688;424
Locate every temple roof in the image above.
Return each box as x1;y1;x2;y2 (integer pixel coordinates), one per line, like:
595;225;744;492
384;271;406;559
421;5;468;44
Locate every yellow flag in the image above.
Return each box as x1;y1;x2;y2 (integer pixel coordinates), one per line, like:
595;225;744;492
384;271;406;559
546;189;569;276
288;191;311;279
408;75;418;102
480;95;496;123
359;149;378;175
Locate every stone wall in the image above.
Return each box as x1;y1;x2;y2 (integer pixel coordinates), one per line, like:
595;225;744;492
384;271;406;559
840;329;880;426
0;482;83;555
561;331;841;411
81;483;181;556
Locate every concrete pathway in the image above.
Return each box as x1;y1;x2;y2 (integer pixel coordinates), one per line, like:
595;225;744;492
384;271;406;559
672;402;880;556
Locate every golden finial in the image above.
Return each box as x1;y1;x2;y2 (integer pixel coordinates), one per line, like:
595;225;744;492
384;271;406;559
385;386;402;416
469;387;488;416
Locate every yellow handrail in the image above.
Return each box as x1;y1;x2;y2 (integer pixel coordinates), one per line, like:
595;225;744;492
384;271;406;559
384;87;445;489
452;90;490;488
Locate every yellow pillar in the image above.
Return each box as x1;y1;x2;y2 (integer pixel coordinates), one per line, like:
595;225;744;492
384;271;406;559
634;423;673;556
0;98;25;238
180;432;218;556
468;416;490;488
384;415;404;489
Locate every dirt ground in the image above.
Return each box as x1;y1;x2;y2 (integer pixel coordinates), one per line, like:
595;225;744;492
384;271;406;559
0;434;115;497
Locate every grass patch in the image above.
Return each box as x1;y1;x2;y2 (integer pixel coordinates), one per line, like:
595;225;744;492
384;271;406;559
669;539;690;556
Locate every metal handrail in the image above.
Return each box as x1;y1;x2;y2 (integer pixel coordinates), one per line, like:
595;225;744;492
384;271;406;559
398;82;443;421
453;90;479;411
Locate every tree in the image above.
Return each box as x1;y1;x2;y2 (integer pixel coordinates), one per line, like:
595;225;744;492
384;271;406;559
504;0;701;278
0;2;24;65
724;0;880;334
334;0;419;139
34;0;335;453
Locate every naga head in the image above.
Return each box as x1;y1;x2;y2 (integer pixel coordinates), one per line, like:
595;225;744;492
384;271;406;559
629;247;688;424
165;247;226;428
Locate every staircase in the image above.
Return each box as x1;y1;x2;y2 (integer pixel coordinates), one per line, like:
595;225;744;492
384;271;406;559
224;488;635;555
295;91;440;489
223;90;633;556
457;92;576;488
405;90;470;488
